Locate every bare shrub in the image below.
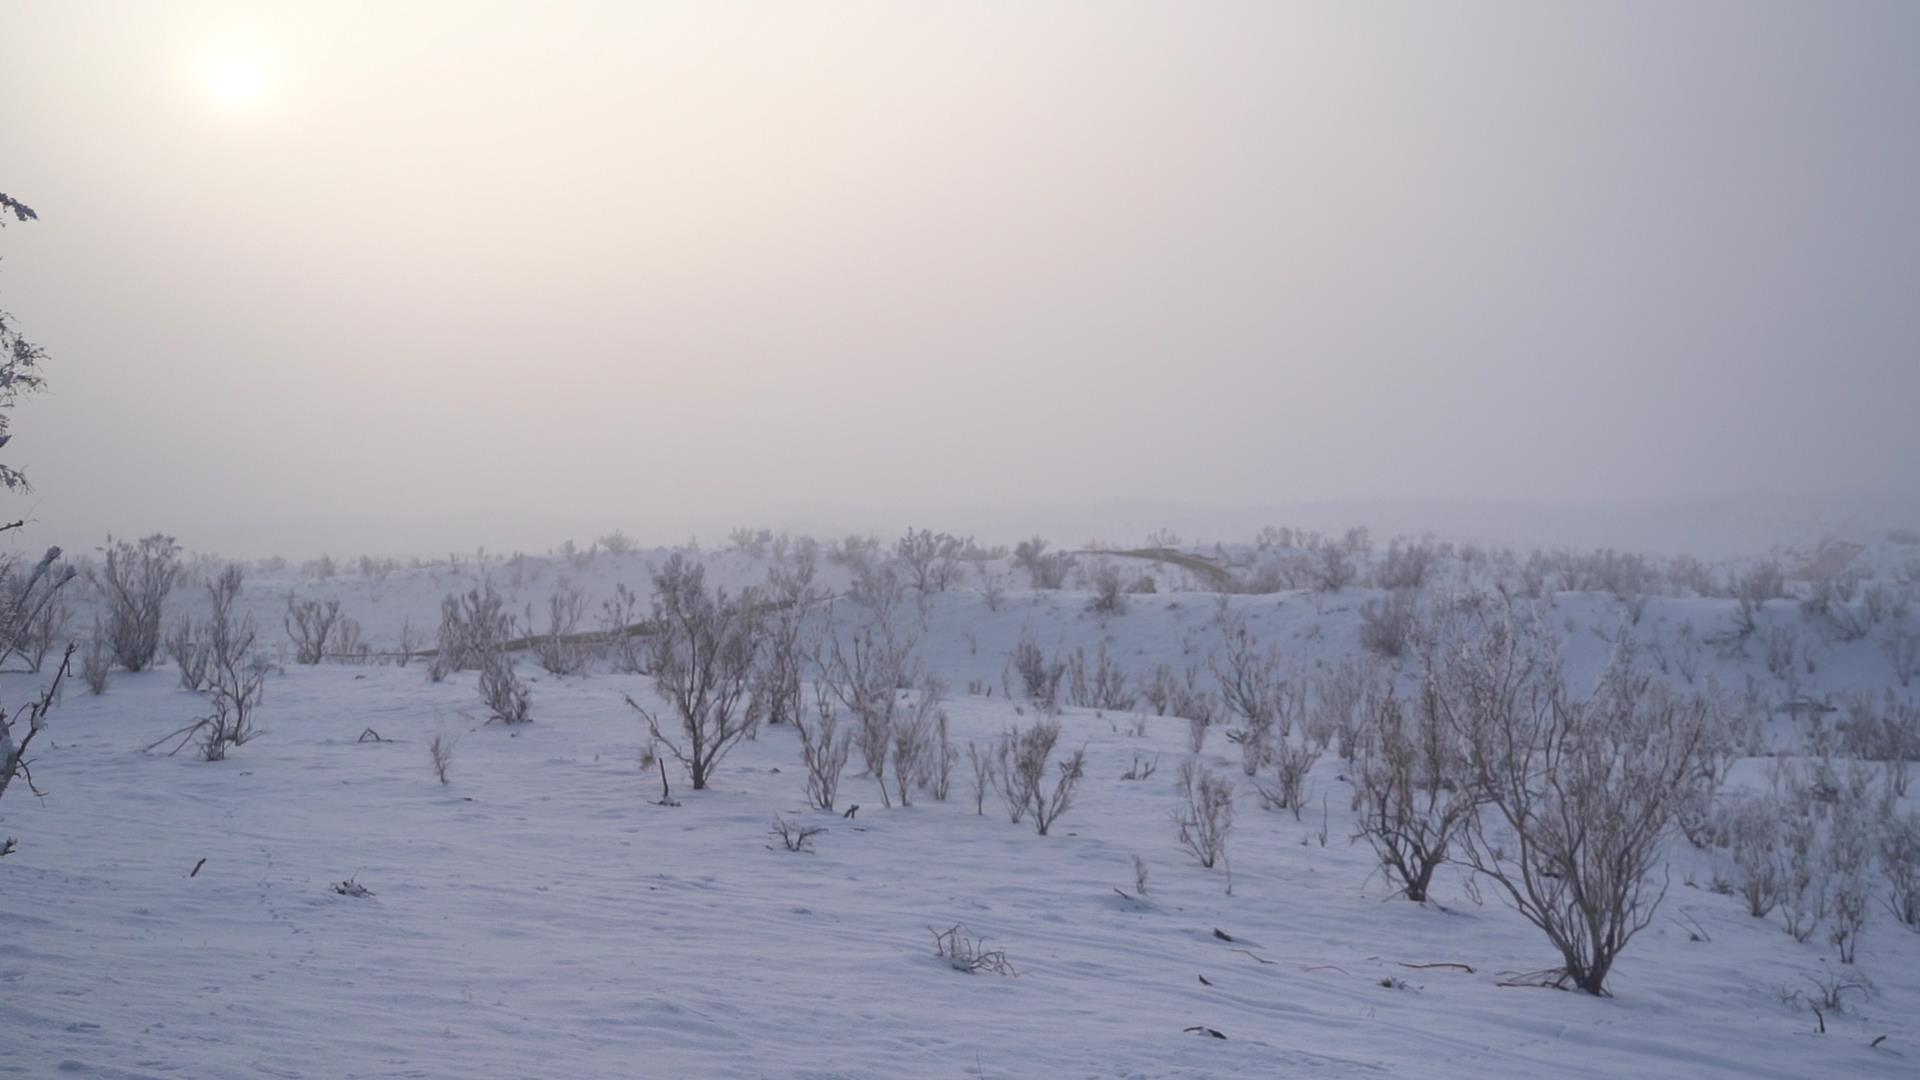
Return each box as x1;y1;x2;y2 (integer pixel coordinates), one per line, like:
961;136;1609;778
1778;781;1829;943
1066;643;1135;711
966;739;992;815
1174;759;1234;869
1884;626;1919;688
165;618;208;690
1726;797;1785;918
1013;536;1073;590
599;582;646;674
896;528;970;592
729;527;775;558
1088;560;1127;616
478;646;531;724
531;585;589;675
2;643;74;817
94;533;181;672
1314;657;1372;761
428;727;457;784
1764;625;1797;680
148;565;268;760
1311;541;1355;592
888;709;933;808
1881;809;1920;930
769;815;827;853
818;612;919;806
930;924;1016;976
1212;622;1279;775
626;555;761;789
285;595;343;664
979;565;1007;612
598;529;637;555
1008;630;1064;714
1359;591;1419;660
1450;613;1710;996
80;628;111;694
428;585;513;681
992;719;1084;834
1826;799;1872;964
2;549;73;672
795;685;853;811
392;619;420;668
1352;684;1475;902
1031;744;1085;836
1374;541;1434;590
1256;737;1320;820
755;562;821;726
925;707;956;801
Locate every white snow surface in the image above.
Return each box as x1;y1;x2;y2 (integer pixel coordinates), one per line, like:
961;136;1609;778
4;544;1918;1078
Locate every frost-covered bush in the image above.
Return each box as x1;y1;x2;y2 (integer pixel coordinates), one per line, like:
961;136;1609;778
992;720;1083;835
285;595;342;664
896;528;970;593
1352;684;1473;901
94;533;180;672
1065;644;1134;711
1013;537;1073;590
1450;613;1712;996
625;555;760;789
1174;759;1233;869
531;584;589;676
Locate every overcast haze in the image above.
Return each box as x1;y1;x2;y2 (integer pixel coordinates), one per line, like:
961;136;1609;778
3;1;1917;557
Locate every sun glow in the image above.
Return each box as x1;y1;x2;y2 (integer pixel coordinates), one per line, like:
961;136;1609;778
199;49;273;110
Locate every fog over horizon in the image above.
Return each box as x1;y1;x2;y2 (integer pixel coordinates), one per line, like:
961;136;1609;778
4;2;1917;560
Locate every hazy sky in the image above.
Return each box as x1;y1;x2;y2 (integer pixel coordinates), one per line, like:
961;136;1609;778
3;2;1916;556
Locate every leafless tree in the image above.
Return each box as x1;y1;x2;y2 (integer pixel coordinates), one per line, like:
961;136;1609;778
625;555;762;790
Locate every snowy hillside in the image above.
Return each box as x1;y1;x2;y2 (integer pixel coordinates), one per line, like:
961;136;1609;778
4;527;1918;1078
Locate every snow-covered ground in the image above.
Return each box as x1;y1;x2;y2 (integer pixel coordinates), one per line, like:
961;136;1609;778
4;535;1918;1078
